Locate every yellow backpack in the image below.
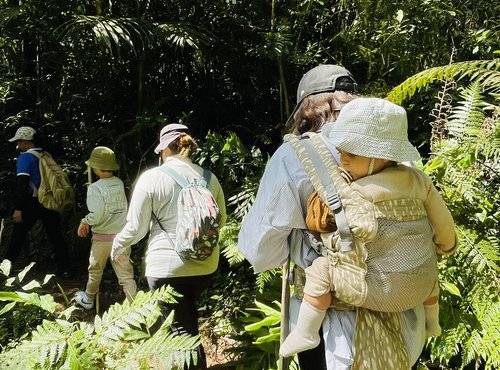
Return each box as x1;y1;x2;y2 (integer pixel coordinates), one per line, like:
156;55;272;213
28;150;75;213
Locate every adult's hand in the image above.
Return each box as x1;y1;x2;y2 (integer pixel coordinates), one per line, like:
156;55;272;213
13;210;23;223
113;254;124;265
111;247;124;264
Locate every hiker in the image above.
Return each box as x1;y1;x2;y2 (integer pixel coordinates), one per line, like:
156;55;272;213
74;146;137;310
279;98;457;359
238;65;431;369
111;123;226;370
5;126;71;278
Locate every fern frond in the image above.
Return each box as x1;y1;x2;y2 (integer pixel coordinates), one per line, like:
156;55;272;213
428;309;470;364
461;294;500;369
455;227;500;276
0;319;80;369
108;317;200;370
256;269;281;292
0;287;202;369
387;59;500;104
95;286;180;343
227;187;257;221
447;81;487;140
220;220;246;265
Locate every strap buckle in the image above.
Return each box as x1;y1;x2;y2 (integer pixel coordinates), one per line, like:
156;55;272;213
326;193;343;214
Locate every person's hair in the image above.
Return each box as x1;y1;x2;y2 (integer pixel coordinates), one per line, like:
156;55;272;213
168;133;198;157
288;90;359;135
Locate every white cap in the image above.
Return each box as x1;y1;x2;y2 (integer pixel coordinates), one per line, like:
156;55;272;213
8;126;36;142
154;123;189;154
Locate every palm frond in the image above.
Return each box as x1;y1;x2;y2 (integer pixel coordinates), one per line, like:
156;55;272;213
57;16;153;57
154;21;214;51
0;5;21;29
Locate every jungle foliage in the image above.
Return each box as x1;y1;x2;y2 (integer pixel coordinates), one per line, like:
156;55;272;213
0;0;499;369
0;260;200;369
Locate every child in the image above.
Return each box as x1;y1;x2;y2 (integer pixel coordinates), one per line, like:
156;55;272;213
280;98;458;357
75;146;137;310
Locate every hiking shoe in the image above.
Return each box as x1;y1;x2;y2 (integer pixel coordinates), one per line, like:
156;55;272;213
75;291;95;310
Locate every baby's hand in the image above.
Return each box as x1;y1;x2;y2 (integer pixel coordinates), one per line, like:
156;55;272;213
77;221;90;237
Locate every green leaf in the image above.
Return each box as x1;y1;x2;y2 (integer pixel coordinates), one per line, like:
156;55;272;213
244;316;280;331
0;301;17;315
17;262;35;282
123;329;151;341
0;291;23;302
0;259;11;276
22;280;42;291
441;281;461;297
396;9;404;23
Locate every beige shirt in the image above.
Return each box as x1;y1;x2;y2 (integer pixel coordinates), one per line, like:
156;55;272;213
112;156;226;278
352;164;457;255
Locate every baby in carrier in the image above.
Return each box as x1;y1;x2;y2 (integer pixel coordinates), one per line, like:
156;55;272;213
280;98;458;357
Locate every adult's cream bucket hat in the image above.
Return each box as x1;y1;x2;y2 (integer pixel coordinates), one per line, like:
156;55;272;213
323;97;421;163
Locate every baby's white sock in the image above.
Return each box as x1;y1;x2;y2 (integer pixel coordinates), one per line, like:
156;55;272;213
280;300;326;357
424;302;442;337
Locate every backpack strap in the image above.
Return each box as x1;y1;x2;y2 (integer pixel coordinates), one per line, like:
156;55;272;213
25;149;43;196
284;133;353;252
158;166;189;187
203;169;212;185
27;148;42;159
153;165;213;231
157;165;212;188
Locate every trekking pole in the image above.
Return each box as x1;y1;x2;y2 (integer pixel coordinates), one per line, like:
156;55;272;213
0;218;4;248
279;256;291;370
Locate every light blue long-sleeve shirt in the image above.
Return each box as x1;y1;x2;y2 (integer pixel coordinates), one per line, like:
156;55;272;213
83;176;127;235
238;133;425;369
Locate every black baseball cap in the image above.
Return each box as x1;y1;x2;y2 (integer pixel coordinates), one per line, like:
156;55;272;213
286;64;358;125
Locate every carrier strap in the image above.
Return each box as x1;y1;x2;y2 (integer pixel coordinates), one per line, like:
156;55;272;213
285;133;353;252
299;138;353;252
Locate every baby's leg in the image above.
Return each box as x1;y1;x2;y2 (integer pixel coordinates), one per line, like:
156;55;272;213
280;256;331;357
424;282;441;336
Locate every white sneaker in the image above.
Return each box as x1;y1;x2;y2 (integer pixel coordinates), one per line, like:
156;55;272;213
75;291;95;310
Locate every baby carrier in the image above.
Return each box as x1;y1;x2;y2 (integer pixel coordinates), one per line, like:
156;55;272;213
285;132;438;312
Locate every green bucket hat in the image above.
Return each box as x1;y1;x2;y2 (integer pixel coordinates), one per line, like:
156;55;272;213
323;98;421;163
85;146;120;170
286;64;358;125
